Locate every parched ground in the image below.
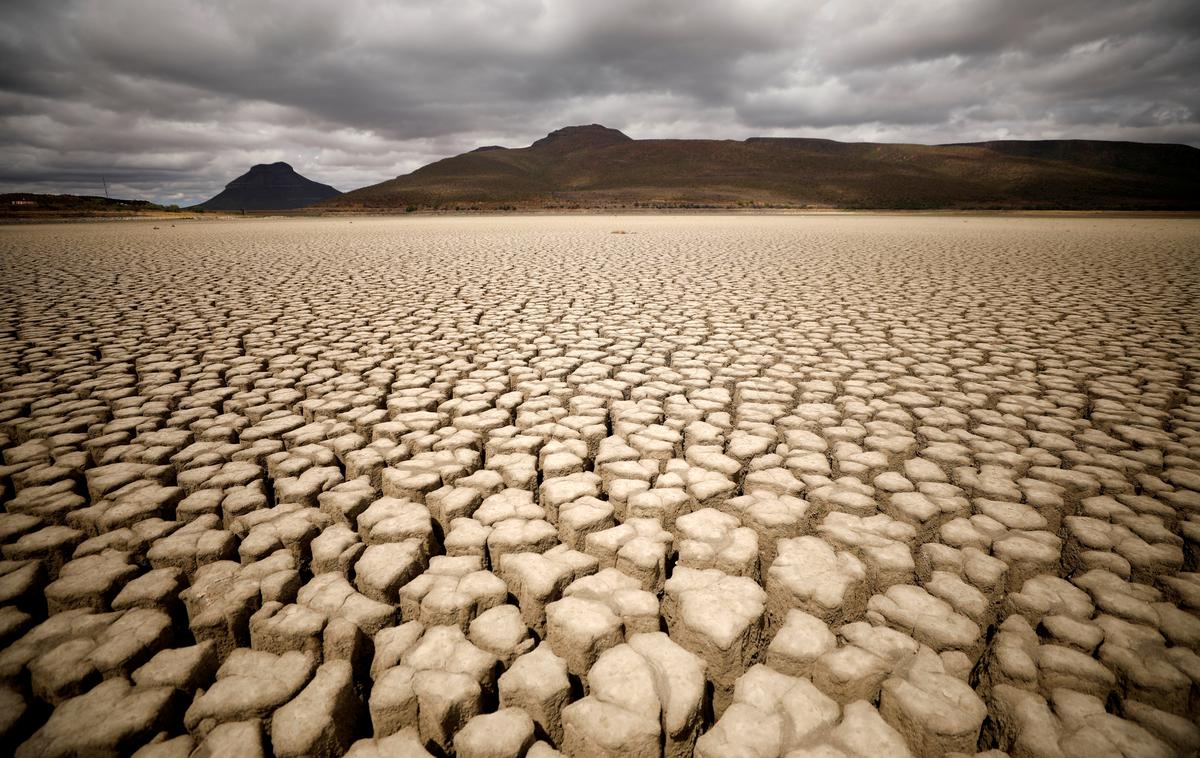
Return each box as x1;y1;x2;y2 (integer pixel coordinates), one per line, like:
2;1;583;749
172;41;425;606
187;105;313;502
0;214;1198;757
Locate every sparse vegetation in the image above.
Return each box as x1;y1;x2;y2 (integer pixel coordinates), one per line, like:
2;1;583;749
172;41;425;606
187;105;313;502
1;193;185;220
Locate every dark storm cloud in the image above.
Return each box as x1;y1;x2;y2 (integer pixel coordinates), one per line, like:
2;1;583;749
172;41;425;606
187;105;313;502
1;0;1197;204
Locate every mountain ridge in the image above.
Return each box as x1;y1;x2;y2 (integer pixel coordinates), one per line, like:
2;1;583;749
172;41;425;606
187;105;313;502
319;126;1200;211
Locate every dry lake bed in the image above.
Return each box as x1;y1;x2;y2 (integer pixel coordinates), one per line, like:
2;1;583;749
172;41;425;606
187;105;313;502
1;214;1199;757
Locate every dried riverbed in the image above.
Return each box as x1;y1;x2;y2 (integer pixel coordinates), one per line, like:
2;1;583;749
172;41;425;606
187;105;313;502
1;214;1198;757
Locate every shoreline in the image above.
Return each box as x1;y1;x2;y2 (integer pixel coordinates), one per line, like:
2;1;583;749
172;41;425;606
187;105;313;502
3;207;1200;224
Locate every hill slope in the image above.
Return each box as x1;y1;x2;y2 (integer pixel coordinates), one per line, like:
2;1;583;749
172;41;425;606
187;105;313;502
194;162;341;211
322;125;1200;210
1;193;181;220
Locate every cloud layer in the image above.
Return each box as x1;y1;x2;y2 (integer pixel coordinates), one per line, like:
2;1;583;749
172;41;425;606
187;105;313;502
2;0;1198;204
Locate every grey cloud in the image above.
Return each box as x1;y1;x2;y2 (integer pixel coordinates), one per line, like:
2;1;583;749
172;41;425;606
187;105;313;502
1;0;1197;205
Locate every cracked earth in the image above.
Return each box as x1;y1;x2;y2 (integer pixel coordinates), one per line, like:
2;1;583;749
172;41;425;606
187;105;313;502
1;214;1198;757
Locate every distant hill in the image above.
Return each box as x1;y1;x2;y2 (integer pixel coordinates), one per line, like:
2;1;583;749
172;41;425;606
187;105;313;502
321;124;1200;211
193;162;341;211
0;193;180;220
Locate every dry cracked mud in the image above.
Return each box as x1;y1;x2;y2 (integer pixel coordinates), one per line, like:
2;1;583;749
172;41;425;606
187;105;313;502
1;214;1198;757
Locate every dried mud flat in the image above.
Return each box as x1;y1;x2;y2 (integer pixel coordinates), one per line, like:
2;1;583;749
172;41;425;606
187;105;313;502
0;214;1198;758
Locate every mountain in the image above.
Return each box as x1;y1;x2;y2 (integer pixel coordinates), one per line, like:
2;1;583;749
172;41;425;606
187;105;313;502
193;162;341;211
321;125;1200;211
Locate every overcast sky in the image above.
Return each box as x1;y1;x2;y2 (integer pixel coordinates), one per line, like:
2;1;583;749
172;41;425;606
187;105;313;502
1;0;1198;205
